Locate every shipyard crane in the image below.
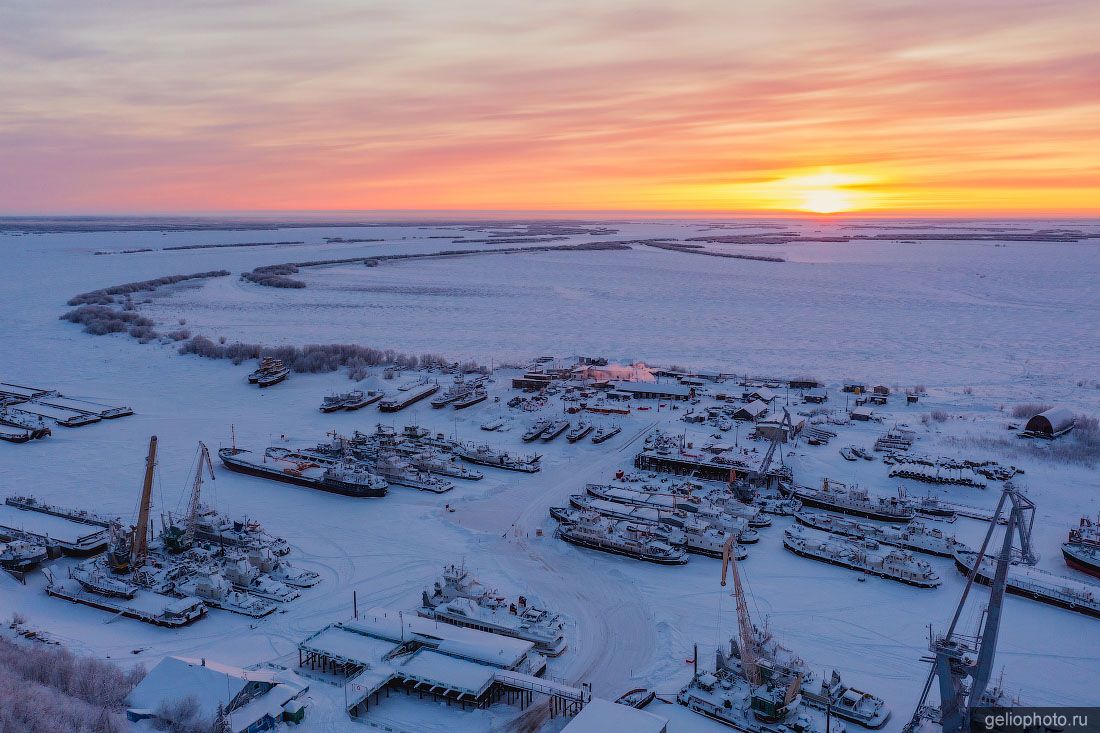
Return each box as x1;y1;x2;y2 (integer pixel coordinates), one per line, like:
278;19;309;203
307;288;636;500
721;536;761;686
904;483;1029;733
164;442;215;553
131;435;158;569
111;436;158;572
182;442;214;548
757;408;793;487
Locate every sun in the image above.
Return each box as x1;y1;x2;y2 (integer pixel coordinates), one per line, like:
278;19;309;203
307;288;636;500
800;187;854;214
770;170;873;214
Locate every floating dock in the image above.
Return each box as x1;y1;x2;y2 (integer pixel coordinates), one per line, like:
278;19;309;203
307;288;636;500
0;503;109;555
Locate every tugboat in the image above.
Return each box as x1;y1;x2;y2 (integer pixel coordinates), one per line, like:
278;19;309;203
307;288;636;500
256;363;289;388
522;419;551;442
783;525;941;588
455;442;541;473
370;453;454;493
1062;515;1100;579
431;377;472;408
787;479;917;523
172;571;277;618
419;563;567;656
247;357;281;383
219;446;388;497
0;539;49;572
410;451;484;480
795;512;962;558
244;546;320;588
721;621;891;728
248;357;289;387
556;511;688;565
566;421;593;443
320;393;348;412
190;506;292;556
453;388;488;409
592;424;622;443
541;419;570;442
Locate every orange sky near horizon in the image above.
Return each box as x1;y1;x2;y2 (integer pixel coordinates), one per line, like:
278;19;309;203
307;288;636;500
1;1;1098;215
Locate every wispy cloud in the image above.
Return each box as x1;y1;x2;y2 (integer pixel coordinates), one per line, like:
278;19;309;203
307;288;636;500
0;0;1097;213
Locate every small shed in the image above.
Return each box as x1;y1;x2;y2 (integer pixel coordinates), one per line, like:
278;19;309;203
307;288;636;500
843;383;866;394
1023;407;1076;439
803;388;827;404
872;385;890;396
850;406;874;421
733;400;769;421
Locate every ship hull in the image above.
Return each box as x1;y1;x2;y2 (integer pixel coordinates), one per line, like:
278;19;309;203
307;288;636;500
453;392;488;409
379;384;439;412
1063;544;1100;580
557;529;688;565
793;493;913;523
592;427;622;444
957;552;1100;618
784;539;939;588
219;451;387;498
458;453;540;473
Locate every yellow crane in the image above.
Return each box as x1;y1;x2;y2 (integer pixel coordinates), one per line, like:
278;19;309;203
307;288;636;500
721;535;761;686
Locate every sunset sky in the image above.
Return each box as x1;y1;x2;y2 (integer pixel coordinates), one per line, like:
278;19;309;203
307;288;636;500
1;0;1098;215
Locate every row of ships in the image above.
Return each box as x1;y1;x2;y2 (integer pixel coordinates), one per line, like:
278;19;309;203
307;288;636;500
540;474;1100;619
219;422;546;497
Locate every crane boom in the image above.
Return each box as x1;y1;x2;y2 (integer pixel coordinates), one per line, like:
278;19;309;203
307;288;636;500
131;435;158;569
183;442;214;547
721;536;760;685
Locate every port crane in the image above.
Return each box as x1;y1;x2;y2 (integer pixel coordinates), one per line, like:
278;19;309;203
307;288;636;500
163;442;215;553
904;483;1029;733
110;435;158;573
720;536;802;720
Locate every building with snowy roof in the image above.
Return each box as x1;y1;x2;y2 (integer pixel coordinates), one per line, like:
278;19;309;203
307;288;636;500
297;610;589;720
126;656;307;732
741;386;775;403
1023;406;1076;439
851;406;874;421
756;412;806;443
612;381;693;400
561;698;667;733
732;399;769;421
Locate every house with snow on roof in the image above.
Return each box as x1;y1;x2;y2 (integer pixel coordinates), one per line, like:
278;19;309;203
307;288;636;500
126;656;308;732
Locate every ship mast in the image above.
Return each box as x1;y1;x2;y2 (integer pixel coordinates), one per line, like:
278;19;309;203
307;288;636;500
721;536;760;685
131;435;158;569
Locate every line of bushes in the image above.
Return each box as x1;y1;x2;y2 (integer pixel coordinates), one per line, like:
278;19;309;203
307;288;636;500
178;336;483;379
0;632;142;733
67;270;232;305
239;240;635;288
60;305;160;342
240;263;306;288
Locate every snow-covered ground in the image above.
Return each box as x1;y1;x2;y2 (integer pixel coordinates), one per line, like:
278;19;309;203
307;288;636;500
1;218;1099;732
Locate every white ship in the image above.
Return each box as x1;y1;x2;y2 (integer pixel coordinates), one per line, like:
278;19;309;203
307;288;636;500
783;525;941;588
795;512;961;557
172;571;276;618
419;564;567;656
555;511;688;565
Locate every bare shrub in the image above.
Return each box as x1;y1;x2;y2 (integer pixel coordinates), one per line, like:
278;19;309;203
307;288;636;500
152;695;209;733
930;410;949;422
963;386;974;395
67;270;230;306
1010;403;1052;419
